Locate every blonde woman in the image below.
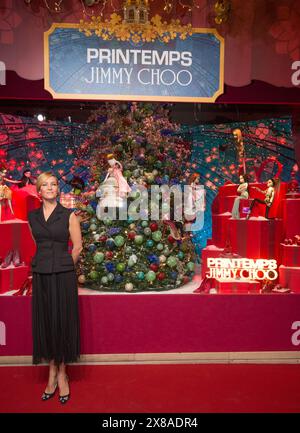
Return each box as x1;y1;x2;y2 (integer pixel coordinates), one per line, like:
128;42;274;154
28;172;82;404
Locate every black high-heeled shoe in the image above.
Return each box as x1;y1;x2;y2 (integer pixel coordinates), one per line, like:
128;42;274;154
59;393;70;404
58;376;70;404
41;383;57;401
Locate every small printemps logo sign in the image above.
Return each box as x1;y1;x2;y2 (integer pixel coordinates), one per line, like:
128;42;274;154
206;258;278;281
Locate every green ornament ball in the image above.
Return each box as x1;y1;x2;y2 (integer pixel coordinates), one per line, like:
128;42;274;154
125;246;133;254
167;256;177;268
89;270;98;280
103;216;112;226
89;223;97;231
93;252;104;263
107;273;115;282
86;205;94;214
145;270;156;282
141;221;148;227
152;230;162;242
156;243;164;251
116;262;126;273
163;246;171;256
90;217;98;224
114;235;125;247
101;276;108;284
187;261;195;271
134;235;144;245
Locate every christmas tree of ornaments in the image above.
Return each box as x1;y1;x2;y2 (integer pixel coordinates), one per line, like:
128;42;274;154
76;102;196;292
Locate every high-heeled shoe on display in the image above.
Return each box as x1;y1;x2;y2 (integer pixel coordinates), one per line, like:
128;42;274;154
13;275;32;296
0;250;13;268
12;249;22;267
0;249;23;269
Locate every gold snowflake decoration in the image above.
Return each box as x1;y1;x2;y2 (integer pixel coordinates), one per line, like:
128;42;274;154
79;13;193;44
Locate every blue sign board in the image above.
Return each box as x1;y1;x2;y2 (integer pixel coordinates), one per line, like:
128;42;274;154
44;24;224;102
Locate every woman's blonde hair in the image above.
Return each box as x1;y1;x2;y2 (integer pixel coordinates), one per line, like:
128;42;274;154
36;171;59;193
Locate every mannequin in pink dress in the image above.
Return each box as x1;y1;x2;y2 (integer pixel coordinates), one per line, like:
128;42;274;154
106;154;132;198
96;154;132;219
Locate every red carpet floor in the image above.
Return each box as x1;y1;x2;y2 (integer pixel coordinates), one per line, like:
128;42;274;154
0;364;300;413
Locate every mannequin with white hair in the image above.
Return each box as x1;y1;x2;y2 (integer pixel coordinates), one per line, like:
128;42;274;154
96;155;131;219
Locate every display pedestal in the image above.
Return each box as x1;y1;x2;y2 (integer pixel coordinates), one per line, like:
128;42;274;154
0;265;29;294
211;213;231;247
228;218;283;261
0;221;35;294
280;243;300;267
279;265;300;293
282;198;300;238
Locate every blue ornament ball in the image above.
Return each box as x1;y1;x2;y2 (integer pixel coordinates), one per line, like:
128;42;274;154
177;251;185;260
106;239;115;250
88;243;97;252
147;254;159;264
105;262;115;272
170;271;178;280
136;271;145;280
115;274;123;283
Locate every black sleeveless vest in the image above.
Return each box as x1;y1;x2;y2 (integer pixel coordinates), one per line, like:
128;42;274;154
28;201;75;274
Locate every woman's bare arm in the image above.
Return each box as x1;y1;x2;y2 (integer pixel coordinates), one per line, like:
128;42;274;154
4;177;21;184
69;212;83;264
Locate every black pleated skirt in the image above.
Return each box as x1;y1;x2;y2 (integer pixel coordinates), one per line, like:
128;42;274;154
32;271;80;365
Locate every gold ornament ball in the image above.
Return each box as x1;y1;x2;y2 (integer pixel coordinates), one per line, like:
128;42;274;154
78;275;86;284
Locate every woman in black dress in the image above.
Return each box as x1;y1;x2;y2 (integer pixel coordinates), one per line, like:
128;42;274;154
28;171;83;404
